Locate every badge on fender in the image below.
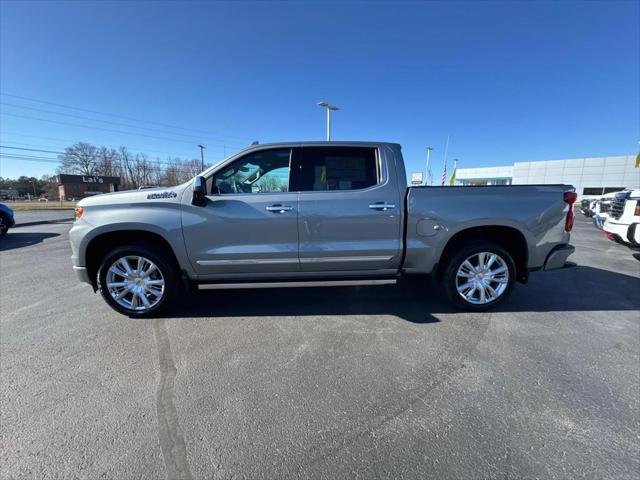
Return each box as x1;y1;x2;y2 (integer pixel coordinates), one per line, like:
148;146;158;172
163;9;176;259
147;191;177;200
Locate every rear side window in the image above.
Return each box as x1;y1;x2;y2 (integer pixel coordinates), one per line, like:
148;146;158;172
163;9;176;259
294;147;378;191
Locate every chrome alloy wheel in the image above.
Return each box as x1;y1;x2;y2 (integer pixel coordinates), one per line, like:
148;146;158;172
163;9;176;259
105;255;165;311
455;252;509;305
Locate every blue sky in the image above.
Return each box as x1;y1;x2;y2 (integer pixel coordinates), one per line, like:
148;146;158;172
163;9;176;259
1;0;638;180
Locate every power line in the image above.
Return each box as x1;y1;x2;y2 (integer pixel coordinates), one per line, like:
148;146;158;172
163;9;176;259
0;154;61;164
1;145;64;155
1;112;242;147
0;133;202;158
0;101;247;146
0;151;219;169
0;143;198;159
0;92;251;142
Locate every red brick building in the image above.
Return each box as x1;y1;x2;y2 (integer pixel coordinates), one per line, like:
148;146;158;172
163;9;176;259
57;175;121;200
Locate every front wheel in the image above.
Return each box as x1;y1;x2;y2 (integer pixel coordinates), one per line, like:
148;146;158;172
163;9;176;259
0;214;9;236
97;244;178;317
442;241;516;311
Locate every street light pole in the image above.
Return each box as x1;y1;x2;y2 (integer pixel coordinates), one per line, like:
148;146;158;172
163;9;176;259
197;144;206;172
317;102;339;141
425;146;433;186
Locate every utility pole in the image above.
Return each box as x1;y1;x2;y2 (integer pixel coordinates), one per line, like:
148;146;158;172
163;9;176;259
197;144;206;172
317;102;339;141
425;146;433;186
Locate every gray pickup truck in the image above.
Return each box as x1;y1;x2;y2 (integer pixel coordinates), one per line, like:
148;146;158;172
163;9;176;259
69;141;577;317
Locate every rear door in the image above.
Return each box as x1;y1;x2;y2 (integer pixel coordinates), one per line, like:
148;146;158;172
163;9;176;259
182;147;300;276
293;146;403;272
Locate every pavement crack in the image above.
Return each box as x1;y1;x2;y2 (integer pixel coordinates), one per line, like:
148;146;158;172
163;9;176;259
153;319;193;480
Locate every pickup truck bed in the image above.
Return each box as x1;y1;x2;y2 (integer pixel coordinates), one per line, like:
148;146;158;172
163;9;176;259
404;185;573;276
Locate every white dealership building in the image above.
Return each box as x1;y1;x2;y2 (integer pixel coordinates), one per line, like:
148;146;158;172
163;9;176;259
454;154;639;198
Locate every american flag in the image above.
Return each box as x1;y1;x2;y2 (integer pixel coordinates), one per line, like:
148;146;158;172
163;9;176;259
441;161;447;186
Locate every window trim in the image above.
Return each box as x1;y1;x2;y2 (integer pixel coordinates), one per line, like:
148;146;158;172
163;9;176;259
293;146;385;194
204;145;387;196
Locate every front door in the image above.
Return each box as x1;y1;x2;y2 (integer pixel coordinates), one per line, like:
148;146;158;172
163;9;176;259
182;147;300;276
294;146;403;272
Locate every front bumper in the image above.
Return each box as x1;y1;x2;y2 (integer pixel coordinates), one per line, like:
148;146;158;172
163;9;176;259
543;244;575;270
603;221;640;248
73;265;92;284
69;219;96;286
627;223;640;246
603;219;630;241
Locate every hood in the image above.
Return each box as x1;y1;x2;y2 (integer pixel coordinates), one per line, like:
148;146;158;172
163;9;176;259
77;184;189;207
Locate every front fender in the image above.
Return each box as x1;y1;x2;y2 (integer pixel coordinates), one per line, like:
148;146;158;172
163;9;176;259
71;202;191;276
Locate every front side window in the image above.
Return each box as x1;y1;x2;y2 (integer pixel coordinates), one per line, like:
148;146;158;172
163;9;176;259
211;148;291;194
295;147;378;191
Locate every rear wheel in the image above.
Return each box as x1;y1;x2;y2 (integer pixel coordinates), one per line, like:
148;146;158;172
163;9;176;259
442;241;516;311
97;244;178;317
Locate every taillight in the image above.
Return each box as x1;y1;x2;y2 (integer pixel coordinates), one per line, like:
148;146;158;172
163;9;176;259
564;191;577;232
635;201;640;217
74;207;84;220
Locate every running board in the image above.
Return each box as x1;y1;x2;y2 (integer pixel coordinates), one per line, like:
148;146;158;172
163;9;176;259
197;279;397;290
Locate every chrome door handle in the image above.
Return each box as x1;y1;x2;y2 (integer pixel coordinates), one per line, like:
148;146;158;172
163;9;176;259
266;204;293;213
369;203;396;211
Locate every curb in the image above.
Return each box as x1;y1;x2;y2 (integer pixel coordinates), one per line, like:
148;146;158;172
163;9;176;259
14;218;73;228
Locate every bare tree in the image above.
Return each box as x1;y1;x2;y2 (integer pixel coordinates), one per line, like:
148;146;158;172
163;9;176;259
181;158;204;182
53;142;207;190
40;174;60;199
128;153;152;187
96;147;121;177
118;146;138;188
148;159;164;186
161;158;184;186
57;143;99;175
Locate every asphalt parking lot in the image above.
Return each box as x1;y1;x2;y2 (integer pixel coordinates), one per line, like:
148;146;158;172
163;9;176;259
1;214;638;479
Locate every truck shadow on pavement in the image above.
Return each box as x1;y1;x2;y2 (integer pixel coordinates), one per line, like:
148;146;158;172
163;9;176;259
161;265;640;323
506;265;640;313
0;232;60;252
170;280;446;324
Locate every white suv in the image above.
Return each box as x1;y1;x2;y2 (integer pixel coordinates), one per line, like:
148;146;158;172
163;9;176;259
603;190;640;247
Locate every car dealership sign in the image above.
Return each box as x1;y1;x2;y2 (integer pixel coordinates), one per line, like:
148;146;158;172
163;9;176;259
57;174;121;185
410;172;424;185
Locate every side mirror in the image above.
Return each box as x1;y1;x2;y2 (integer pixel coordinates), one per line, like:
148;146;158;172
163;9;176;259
192;176;207;206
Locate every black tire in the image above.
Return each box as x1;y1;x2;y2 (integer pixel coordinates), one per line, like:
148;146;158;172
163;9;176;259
97;243;179;318
442;241;516;312
0;213;9;236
